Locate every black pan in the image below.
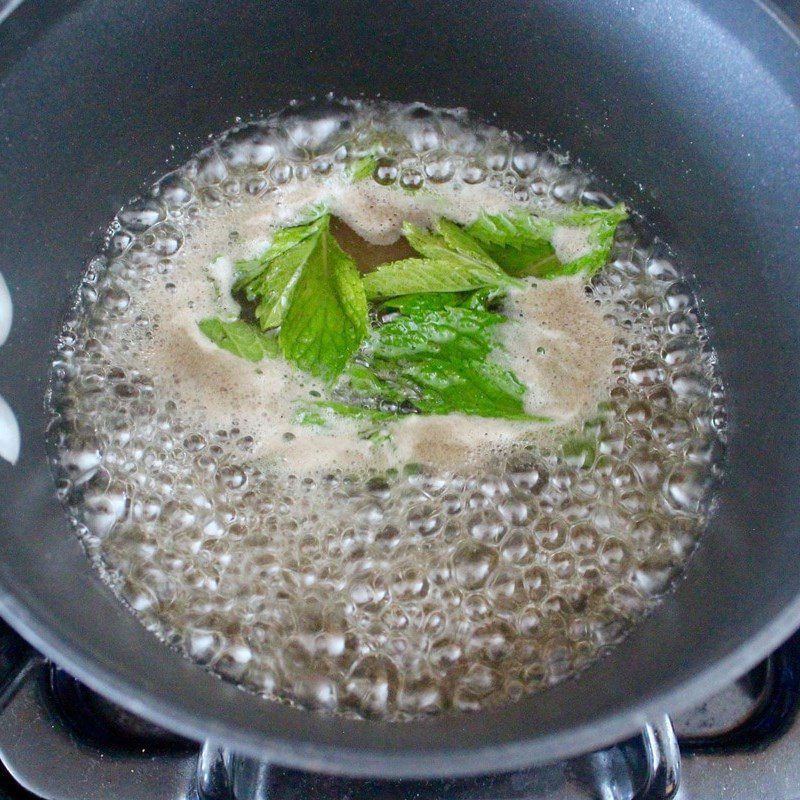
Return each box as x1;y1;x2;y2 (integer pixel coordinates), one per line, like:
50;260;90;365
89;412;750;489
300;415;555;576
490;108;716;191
0;0;798;779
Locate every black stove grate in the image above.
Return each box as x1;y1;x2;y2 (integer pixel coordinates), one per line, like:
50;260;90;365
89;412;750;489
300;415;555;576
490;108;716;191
2;618;800;799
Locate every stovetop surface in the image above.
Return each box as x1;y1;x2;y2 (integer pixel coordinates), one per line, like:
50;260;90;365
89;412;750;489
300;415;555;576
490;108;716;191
1;618;800;800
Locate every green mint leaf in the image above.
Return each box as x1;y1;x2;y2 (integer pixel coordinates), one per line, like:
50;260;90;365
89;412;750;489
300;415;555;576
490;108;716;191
232;207;327;293
293;407;328;426
466;203;627;279
232;213;368;380
246;235;320;330
466;209;555;250
370;305;506;363
404;358;538;420
362;219;521;300
380;287;504;316
198;318;280;362
358;425;394;446
305;401;399;423
277;218;368;381
481;240;561;277
333;296;548;422
349;153;380;182
558;202;628;277
466;209;558;278
559;202;628;228
381;292;466;315
337;363;407;406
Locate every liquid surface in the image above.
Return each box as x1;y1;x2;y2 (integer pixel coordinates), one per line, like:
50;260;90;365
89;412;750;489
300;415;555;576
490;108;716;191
48;101;727;720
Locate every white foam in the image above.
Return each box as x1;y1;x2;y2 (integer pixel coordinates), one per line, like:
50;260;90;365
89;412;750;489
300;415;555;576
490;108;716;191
206;256;241;319
551;225;593;262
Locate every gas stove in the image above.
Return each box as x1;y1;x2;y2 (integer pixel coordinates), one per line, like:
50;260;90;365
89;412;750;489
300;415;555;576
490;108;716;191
1;619;799;799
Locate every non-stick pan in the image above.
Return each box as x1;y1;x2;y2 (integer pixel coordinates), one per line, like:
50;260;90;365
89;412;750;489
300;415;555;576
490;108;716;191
0;0;798;778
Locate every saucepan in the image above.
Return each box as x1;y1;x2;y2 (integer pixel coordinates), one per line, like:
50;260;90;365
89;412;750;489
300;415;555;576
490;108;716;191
0;0;798;778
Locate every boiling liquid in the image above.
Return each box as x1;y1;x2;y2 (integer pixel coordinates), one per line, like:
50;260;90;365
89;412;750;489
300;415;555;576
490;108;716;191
48;101;726;720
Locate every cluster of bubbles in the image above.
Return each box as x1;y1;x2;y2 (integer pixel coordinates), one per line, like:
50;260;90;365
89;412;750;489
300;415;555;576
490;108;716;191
47;99;726;720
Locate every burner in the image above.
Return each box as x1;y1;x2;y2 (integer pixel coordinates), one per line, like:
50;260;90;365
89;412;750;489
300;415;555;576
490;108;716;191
2;618;800;799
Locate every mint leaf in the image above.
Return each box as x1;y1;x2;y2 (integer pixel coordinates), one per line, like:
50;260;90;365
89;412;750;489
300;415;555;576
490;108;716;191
296;402;396;447
370;304;506;363
198;318;280;362
362;219;522;300
332;293;548;422
382;292;465;315
466;203;627;279
482;241;560;277
559;202;628;228
277;219;368;380
232;214;368;380
381;287;504;316
466;209;555;250
349;153;380;182
233;210;326;294
302;401;399;423
408;359;538;420
558;202;628;277
464;209;557;277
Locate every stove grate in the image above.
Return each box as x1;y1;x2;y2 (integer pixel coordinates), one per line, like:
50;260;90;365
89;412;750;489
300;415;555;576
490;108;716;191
1;619;800;800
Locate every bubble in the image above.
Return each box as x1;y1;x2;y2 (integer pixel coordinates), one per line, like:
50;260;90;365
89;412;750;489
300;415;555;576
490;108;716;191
183;434;206;452
100;287;131;314
407;507;441;535
452;542;497;589
632;556;679;596
461;162;486;184
500;529;533;564
345;655;398;716
194;148;228;186
670;368;710;400
217;465;247;489
391;566;429;600
153;173;194;208
398;674;442;714
424;156;456;184
59;444;102;484
664;467;709;512
630;358;665;387
82;485;127;538
374;158;398;185
294;676;338;711
399;167;424;191
662;335;699;366
219;125;278;170
485;146;510;171
569;523;600;555
468;510;507;543
665;281;696;311
466;621;515;661
270;161;293;185
535;517;568;550
646;257;679;281
118;199;165;232
512;151;539;177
